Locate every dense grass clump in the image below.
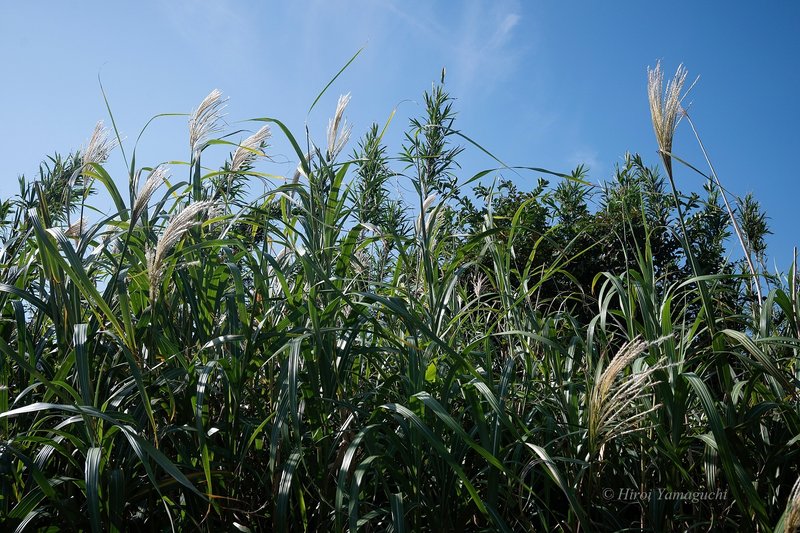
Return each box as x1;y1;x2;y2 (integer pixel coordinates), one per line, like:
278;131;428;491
1;68;799;532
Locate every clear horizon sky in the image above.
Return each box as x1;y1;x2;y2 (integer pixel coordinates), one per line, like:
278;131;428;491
2;2;798;270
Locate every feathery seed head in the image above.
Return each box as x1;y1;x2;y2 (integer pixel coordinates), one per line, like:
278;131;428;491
65;217;87;239
132;165;169;224
230;125;271;173
587;337;664;454
147;200;215;301
189;89;227;157
647;61;691;177
596;338;648;400
82;121;117;168
472;272;488;300
786;477;800;533
327;93;352;159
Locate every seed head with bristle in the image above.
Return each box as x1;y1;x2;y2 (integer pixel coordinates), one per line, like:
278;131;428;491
147;200;215;301
189;89;227;156
647;61;692;178
471;272;488;300
132;165;169;224
65;217;87;239
230;125;271;173
587;337;664;456
82;121;117;168
327;93;352;159
785;476;800;533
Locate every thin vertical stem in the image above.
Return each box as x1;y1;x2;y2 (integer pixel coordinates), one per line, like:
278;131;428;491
683;112;763;310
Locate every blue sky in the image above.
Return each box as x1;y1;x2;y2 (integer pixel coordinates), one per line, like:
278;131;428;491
1;1;798;269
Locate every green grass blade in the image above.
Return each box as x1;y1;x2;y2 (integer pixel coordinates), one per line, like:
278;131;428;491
307;47;363;115
85;446;103;533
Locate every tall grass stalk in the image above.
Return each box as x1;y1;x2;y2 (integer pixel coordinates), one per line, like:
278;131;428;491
682;111;764;309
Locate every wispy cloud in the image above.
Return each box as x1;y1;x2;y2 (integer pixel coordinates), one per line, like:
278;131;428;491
379;0;527;99
489;13;521;49
381;2;446;42
449;1;525;97
157;0;253;54
566;147;602;177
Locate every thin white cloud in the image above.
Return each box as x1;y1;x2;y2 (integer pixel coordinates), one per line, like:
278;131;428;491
566;148;602;177
381;1;448;43
450;1;524;98
489;13;521;48
376;0;526;99
157;0;253;52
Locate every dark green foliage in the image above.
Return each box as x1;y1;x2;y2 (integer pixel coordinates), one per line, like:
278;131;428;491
401;84;464;200
457;153;740;323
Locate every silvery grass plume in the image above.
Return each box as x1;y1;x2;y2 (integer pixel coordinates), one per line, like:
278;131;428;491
471;271;488;300
327;93;352;160
64;217;87;239
647;61;693;178
66;121;117;209
587;337;664;458
132;165;169;224
189;89;227;157
82;121;118;169
785;476;800;533
230;126;271;173
147;200;215;301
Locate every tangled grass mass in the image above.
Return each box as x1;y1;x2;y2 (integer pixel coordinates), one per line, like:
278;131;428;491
0;62;799;531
